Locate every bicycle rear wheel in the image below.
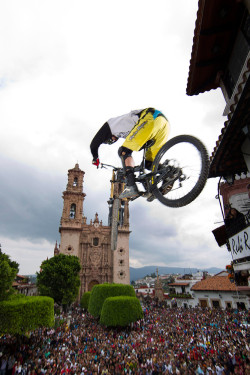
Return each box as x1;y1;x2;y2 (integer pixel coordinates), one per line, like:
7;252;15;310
110;198;119;250
150;135;209;207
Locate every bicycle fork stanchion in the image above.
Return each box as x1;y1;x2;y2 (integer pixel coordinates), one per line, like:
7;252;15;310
110;197;120;251
109;169;122;251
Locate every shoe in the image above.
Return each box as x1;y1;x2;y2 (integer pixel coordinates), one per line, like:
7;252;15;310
119;184;139;199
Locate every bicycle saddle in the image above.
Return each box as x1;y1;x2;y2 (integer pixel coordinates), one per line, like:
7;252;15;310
139;139;155;150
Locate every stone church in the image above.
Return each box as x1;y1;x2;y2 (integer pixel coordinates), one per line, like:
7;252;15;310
54;163;130;298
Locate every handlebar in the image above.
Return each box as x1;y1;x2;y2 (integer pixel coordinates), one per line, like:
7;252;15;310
101;163;120;171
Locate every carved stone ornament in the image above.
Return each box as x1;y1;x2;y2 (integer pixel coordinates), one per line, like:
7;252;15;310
89;249;102;266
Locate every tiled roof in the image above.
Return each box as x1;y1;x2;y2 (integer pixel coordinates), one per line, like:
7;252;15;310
191;274;237;291
209;71;250;177
186;0;243;96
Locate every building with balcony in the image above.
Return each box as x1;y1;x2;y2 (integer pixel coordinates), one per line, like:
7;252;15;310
167;271;249;309
191;271;249;309
12;274;38;296
187;0;250;293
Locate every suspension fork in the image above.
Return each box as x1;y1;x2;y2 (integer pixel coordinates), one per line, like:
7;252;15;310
110;170;115;198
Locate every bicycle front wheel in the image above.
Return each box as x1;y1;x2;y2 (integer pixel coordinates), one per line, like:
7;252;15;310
150;135;209;207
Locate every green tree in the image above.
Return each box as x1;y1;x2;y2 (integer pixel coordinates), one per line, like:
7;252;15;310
88;283;136;318
0;296;54;335
36;254;81;309
100;296;143;327
168;275;175;284
0;248;19;301
80;291;91;310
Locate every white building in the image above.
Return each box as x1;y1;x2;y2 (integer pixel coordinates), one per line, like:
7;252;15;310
135;285;154;296
190;271;249;309
164;272;250;309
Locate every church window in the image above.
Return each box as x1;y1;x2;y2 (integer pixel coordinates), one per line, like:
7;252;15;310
68;246;72;252
119;271;125;279
93;237;99;246
70;204;76;219
119;248;124;254
119;259;124;266
73;177;78;187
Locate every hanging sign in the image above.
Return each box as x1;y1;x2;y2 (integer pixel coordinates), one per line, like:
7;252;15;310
229;226;250;260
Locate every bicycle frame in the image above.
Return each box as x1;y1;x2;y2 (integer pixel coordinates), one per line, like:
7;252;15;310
105;134;209;248
101;145;177;201
101;145;157;200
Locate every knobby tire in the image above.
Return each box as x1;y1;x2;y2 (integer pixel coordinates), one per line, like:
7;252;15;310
151;135;209;207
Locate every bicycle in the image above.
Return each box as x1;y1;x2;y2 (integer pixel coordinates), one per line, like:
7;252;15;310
102;135;210;250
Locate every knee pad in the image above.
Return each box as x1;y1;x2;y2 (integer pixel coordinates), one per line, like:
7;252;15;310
118;146;133;161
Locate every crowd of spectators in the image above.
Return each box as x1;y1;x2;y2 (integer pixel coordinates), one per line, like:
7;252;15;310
0;303;249;374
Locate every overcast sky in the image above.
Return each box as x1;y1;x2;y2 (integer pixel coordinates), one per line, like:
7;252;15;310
0;0;234;275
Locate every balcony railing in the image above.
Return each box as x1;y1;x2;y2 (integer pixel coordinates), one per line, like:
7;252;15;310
225;211;250;238
212;211;249;247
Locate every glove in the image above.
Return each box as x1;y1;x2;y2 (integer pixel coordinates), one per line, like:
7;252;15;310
92;158;100;168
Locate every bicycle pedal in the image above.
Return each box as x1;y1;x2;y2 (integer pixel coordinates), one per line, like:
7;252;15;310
147;194;155;202
160;183;173;195
141;192;151;199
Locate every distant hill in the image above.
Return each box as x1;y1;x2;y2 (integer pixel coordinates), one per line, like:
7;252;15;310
129;266;223;282
25;267;224;285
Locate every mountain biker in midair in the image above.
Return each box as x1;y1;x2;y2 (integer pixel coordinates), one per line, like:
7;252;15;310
90;107;170;199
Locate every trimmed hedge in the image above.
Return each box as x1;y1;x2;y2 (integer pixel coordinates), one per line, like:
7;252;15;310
88;283;135;318
80;291;91;310
100;296;143;327
0;296;54;335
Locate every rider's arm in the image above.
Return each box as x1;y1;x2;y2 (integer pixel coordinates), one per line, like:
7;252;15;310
90;122;112;159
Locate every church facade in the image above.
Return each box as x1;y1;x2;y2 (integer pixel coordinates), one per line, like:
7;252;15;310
56;163;130;298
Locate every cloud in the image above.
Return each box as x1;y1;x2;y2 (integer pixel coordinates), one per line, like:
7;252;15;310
1;236;54;275
128;178;231;269
0;154;63;242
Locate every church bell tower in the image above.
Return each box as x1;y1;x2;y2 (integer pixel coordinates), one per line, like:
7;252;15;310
108;169;130;284
59;163;85;257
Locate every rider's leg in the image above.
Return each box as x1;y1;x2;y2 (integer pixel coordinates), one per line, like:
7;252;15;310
143;118;169;172
145;118;171;202
119;115;168;198
118;147;139;198
145;117;170;162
